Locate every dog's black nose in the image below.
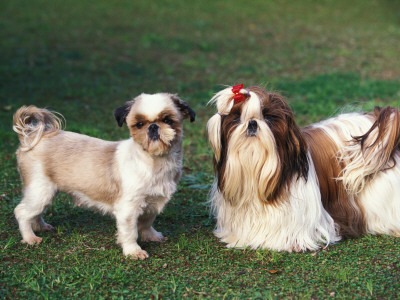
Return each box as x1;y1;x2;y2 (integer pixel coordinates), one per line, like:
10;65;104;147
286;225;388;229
148;123;160;140
247;120;258;136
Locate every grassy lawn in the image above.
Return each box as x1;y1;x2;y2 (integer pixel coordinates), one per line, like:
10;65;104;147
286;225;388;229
1;0;400;298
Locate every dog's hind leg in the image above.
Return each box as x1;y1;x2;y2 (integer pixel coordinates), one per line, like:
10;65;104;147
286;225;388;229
138;211;165;242
14;177;56;245
31;211;55;232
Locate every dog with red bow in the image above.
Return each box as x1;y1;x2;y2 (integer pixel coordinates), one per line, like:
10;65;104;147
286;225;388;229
207;84;400;252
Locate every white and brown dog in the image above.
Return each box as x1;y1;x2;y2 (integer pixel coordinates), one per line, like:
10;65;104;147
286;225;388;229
13;93;195;259
207;84;400;252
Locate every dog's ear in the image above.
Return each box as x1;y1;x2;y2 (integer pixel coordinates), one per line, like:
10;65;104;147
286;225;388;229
265;92;309;181
170;95;196;122
207;113;222;162
114;101;133;127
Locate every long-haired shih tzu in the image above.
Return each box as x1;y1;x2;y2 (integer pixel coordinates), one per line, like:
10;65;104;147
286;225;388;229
207;84;400;252
13;93;195;259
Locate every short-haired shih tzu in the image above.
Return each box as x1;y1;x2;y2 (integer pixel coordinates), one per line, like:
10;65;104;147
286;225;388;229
13;93;195;259
207;84;400;252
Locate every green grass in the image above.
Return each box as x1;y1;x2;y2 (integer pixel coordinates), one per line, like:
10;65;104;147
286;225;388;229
1;0;400;298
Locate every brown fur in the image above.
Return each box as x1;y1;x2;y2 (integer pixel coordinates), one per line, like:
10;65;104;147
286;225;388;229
304;107;400;237
355;106;400;171
17;131;122;204
213;87;377;237
16;155;33;187
302;127;366;237
209;85;400;250
13;106;63;151
216;86;309;203
126;107;182;155
255;87;309;201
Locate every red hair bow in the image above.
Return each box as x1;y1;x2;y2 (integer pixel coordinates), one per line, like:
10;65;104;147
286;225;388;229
232;84;248;104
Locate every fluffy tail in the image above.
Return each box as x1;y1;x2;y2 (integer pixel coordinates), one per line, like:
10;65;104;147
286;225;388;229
13;106;64;151
339;106;400;194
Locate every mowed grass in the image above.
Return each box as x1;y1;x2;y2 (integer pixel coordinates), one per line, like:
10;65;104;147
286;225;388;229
1;0;400;298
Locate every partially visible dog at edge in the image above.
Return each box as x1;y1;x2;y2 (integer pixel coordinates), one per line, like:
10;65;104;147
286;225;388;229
207;84;400;252
12;93;195;259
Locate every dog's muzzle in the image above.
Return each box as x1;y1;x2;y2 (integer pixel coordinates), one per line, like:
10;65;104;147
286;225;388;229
148;123;160;141
247;120;258;136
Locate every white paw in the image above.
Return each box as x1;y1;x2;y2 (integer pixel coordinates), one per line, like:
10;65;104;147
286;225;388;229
122;243;149;259
125;249;149;260
141;228;165;242
22;236;43;245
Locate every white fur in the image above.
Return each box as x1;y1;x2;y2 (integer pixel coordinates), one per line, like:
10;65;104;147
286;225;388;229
206;114;223;162
14;137;181;259
208;88;340;251
14;162;57;245
134;93;174;120
359;155;400;236
112;139;180;257
208;86;400;252
211;154;340;251
222;121;279;204
13;95;189;259
311;113;400;236
309;113;377;194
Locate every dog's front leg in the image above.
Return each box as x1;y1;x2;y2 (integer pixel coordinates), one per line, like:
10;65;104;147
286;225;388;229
114;199;149;260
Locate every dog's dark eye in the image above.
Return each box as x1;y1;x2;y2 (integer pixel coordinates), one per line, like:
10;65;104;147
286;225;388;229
136;122;144;129
162;117;173;125
262;110;271;123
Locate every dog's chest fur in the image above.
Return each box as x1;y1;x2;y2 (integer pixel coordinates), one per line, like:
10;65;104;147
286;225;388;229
117;139;182;212
146;157;180;197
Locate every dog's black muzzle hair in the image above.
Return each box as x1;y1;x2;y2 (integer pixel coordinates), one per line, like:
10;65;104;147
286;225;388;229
148;123;160;141
247;120;258;136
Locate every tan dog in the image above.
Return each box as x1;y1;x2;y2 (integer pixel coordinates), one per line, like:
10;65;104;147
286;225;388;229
13;93;195;259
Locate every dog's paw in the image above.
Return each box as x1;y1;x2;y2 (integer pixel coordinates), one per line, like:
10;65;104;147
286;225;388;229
122;244;149;260
41;224;54;231
32;221;54;232
21;236;43;245
126;249;149;260
141;228;165;242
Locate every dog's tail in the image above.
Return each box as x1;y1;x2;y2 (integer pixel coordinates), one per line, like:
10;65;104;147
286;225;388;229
13;106;64;151
339;106;400;194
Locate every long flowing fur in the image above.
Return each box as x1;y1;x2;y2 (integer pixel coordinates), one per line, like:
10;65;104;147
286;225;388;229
210;155;339;252
208;86;400;252
13;106;64;151
338;107;400;194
